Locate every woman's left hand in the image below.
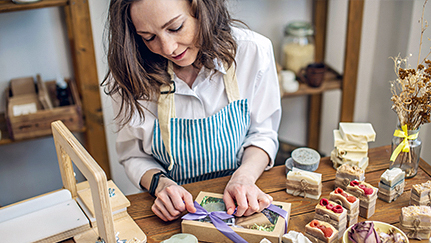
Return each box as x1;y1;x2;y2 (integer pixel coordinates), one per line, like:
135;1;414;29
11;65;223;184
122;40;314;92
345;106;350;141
223;175;273;217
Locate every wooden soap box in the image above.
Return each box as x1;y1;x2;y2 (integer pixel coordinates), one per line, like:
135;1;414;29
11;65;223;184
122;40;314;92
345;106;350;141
182;191;291;243
5;76;83;140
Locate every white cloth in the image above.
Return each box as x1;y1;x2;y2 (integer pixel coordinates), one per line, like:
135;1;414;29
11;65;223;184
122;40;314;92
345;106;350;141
112;27;282;189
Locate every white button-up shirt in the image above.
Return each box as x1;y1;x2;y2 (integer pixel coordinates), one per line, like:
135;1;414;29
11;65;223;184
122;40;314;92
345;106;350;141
112;27;282;189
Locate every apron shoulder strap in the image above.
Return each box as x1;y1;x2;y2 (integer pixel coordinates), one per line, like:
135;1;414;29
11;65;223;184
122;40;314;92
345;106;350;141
157;62;176;170
223;63;240;103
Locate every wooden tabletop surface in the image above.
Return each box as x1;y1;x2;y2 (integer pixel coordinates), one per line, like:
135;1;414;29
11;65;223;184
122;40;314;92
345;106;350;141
125;145;431;243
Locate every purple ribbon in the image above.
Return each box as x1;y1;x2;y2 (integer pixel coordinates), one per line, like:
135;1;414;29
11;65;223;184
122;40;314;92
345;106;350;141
182;201;289;243
182;201;248;243
266;204;289;234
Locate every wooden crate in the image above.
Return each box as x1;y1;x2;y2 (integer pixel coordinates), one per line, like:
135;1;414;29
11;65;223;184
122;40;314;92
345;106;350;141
5;79;84;140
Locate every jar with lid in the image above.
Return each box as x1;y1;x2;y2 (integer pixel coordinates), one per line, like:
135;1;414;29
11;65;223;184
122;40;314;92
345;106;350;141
282;21;315;74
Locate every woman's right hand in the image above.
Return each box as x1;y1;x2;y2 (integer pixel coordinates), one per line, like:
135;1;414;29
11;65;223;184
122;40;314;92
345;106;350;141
151;178;196;221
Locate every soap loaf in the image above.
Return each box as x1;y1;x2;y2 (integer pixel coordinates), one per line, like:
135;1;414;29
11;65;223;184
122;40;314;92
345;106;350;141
334;164;365;190
314;198;347;239
286;168;322;200
410;181;431;206
399;205;431;240
378;168;405;203
305;220;338;243
346;180;378;219
329;188;359;227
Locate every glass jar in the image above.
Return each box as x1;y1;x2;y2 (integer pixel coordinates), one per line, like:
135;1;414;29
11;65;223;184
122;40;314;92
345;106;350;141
389;124;422;178
282;21;315;74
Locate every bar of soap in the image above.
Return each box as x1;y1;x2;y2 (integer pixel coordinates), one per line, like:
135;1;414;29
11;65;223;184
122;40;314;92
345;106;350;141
380;168;405;187
331;149;369;171
410;181;431;206
378;168;405;203
339;122;376;143
335;148;368;164
282;231;312;243
333;130;368;151
305;220;338;243
161;233;198;243
291;147;321;171
401;206;431;226
314;198;347;238
334;164;365;190
286;168;322;199
287;167;322;184
400;206;431;240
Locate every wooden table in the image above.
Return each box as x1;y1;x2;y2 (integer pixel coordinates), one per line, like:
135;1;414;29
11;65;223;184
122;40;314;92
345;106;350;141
126;145;431;243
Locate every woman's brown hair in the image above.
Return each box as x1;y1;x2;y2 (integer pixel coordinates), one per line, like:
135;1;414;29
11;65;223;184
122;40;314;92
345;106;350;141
103;0;239;127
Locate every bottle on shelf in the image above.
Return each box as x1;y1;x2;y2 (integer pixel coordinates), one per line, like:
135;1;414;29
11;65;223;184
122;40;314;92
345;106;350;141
55;75;70;107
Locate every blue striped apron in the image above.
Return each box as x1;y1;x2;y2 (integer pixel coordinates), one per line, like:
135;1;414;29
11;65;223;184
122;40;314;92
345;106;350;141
151;63;250;185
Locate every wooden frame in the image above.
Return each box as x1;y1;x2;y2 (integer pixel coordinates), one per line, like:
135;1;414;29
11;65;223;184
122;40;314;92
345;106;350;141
52;120;116;242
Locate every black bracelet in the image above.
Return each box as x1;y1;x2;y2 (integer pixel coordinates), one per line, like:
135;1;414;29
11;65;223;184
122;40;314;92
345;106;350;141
149;171;168;197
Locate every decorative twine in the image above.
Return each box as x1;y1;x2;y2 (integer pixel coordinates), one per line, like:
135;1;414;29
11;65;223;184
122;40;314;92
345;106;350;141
293;179;311;197
394;184;403;196
390;124;419;162
408;218;422;239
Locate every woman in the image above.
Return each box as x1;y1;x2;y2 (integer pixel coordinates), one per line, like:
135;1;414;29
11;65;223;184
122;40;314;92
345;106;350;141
104;0;281;222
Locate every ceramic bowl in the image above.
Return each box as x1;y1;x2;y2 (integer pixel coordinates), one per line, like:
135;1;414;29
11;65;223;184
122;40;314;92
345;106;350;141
342;221;409;243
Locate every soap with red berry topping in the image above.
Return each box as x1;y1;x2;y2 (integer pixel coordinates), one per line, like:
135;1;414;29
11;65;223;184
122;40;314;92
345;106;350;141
329;187;359;227
346;180;378;219
305;220;338;243
314;198;347;239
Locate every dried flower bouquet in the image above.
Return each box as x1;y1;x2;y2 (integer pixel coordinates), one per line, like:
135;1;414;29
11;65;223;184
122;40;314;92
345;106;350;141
390;0;431;131
389;0;431;177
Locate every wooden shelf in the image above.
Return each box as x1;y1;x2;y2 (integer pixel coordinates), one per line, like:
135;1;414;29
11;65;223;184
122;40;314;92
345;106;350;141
0;0;67;13
281;68;343;98
0;112;85;145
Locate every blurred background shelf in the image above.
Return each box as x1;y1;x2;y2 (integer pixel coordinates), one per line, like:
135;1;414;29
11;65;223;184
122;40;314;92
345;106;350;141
281;68;343;97
0;112;86;145
0;0;110;178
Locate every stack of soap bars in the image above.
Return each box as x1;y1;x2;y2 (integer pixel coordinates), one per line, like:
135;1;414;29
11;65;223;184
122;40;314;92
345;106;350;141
330;122;376;171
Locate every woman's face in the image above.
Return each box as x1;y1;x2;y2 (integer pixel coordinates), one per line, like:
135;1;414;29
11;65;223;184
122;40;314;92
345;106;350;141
130;0;199;67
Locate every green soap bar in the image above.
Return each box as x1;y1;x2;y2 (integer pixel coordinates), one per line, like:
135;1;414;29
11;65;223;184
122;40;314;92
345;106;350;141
161;233;198;243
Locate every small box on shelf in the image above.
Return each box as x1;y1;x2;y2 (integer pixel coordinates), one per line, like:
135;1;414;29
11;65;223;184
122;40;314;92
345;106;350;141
5;76;84;140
